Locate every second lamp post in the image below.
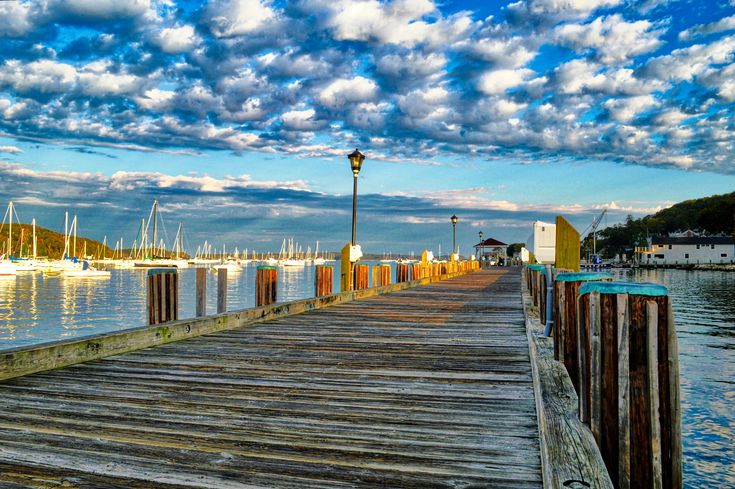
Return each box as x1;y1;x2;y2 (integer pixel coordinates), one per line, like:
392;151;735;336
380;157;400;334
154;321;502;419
348;148;365;245
451;214;458;259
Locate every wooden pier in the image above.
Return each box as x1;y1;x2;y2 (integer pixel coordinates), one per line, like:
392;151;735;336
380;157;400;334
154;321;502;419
0;269;544;488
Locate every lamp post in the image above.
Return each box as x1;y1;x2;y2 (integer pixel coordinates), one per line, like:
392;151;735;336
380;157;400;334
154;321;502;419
450;214;458;258
478;230;484;262
347;148;365;245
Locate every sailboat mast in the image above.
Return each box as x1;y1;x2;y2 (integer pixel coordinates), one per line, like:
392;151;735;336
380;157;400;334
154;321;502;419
32;218;36;259
72;215;77;258
7;201;12;257
152;199;158;257
63;211;69;258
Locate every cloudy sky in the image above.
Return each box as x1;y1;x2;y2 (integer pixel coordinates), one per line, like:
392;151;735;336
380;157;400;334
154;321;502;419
0;0;734;255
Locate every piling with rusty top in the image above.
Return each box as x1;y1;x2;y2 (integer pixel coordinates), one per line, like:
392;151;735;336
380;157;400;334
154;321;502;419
256;266;277;307
315;265;333;297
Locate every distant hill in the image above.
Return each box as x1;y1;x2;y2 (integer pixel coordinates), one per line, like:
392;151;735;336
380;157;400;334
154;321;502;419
585;191;735;258
0;223;113;259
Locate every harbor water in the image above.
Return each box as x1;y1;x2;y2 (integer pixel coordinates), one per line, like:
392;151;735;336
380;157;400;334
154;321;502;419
0;266;732;487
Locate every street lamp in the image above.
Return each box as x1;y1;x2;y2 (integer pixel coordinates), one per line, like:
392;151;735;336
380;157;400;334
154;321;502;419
479;231;484;262
348;148;365;245
451;214;458;258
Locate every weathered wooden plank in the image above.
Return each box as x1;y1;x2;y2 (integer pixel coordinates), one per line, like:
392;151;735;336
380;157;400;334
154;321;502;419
646;300;663;489
617;293;631;489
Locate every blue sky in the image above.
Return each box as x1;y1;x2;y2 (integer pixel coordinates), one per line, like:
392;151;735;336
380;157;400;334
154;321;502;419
0;0;734;255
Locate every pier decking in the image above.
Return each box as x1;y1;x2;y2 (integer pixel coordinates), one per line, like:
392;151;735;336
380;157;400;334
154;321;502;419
0;269;542;488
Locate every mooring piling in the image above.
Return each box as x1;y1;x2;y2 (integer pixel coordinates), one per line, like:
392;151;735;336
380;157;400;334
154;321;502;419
147;269;178;325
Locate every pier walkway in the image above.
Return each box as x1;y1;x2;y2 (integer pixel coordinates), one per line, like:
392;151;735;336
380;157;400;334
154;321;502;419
0;269;542;488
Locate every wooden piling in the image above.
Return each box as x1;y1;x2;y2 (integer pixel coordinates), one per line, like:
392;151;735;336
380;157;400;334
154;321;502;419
379;264;391;286
315;265;333;297
396;263;409;283
217;268;227;314
147;269;178;325
195;267;206;317
411;263;420;281
353;263;369;290
256;266;277;307
576;281;681;489
553;272;613;395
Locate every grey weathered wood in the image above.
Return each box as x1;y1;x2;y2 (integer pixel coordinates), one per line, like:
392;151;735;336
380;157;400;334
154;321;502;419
557;283;566;361
217;268;227;314
589;291;602;444
617;293;631;489
667;301;682;489
646;300;663;489
0;269;540;488
196;267;206;317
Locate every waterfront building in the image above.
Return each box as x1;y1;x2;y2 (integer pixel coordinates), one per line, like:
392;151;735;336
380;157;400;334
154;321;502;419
526;220;556;264
637;235;735;266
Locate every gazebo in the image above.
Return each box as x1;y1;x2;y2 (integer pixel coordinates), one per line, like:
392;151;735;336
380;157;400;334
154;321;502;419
474;238;508;264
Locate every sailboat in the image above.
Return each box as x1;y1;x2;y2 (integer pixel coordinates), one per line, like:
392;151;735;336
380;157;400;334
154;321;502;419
312;241;326;265
279;238;305;266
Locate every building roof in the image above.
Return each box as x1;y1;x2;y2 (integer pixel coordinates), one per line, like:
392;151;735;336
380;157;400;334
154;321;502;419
475;238;507;247
652;236;735;245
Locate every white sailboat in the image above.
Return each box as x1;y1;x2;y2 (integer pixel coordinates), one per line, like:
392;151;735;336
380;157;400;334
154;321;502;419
312;241;326;265
1;202;20;274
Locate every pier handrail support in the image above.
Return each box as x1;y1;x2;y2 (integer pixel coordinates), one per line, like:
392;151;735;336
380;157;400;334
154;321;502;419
543;264;554;336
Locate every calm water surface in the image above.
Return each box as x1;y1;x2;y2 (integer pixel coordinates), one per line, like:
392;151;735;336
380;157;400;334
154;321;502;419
0;265;732;487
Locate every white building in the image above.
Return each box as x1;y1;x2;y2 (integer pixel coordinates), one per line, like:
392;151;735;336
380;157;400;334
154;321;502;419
638;236;735;266
526;221;556;264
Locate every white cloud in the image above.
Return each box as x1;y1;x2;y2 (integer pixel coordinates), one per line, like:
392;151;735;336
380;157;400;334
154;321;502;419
0;59;145;97
134;88;176;111
643;34;735;82
318;76;378;109
375;52;447;81
52;0;153;20
554;14;664;64
108;171;309;192
0;1;34;37
281;108;322;131
478;68;533;95
679;15;735;41
302;0;475;48
603;95;658;123
204;0;277;37
153;25;200;53
0;146;23;154
466;36;537;68
507;0;622;22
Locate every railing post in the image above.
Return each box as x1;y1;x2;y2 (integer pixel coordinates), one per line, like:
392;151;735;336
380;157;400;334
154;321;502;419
378;265;390;287
353;264;369;290
217;268;227;314
256;266;277;307
396;263;409;283
195;267;206;317
315;265;333;297
147;269;178;325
